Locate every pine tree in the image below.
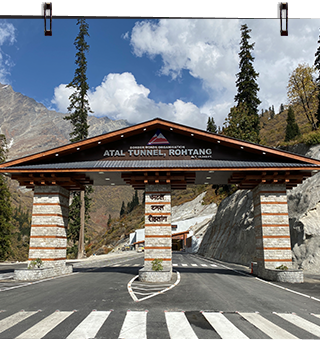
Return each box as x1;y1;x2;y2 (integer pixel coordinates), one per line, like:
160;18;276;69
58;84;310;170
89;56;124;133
279;103;284;114
64;19;93;259
223;103;260;143
206;117;217;133
0;134;13;260
120;201;125;217
285;106;300;142
314;32;320;127
225;24;261;143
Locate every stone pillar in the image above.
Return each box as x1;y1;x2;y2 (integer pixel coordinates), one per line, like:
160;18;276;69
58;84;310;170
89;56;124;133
28;185;70;268
253;183;292;270
139;184;172;282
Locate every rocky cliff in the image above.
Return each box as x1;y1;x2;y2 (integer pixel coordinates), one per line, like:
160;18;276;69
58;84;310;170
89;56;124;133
199;144;320;274
0;84;129;160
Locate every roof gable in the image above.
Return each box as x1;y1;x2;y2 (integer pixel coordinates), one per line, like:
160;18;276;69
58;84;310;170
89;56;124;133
1;118;319;169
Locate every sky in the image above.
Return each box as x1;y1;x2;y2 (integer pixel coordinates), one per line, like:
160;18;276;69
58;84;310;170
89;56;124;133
0;15;320;130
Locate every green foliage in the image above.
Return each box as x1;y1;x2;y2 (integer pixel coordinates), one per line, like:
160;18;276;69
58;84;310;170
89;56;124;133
206;117;217;133
287;63;318;130
151;258;163;271
276;265;288;271
28;258;42;269
120;190;140;216
225;24;261;143
63;18;92;142
234;24;261;119
279;103;284;114
301;130;320;145
0;135;13;260
285;106;300;142
67;186;93;246
223;103;260;143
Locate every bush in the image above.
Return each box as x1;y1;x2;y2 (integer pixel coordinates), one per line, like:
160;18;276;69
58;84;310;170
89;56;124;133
152;259;163;271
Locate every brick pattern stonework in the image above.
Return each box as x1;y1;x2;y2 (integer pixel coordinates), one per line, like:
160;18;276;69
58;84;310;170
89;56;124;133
143;184;172;272
28;185;70;268
253;183;292;269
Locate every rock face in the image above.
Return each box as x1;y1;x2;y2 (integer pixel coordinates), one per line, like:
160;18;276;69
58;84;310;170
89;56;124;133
199;144;320;274
171;192;217;253
198;189;255;265
0;84;129;160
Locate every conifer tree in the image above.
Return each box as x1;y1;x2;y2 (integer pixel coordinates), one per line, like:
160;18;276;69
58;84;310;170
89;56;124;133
314;32;320;127
206;117;217;133
285;106;300;142
0;134;13;260
120;201;125;217
224;24;261;143
64;19;93;259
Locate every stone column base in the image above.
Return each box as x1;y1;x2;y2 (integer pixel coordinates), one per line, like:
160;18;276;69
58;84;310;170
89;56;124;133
14;264;73;281
252;263;303;283
139;267;172;282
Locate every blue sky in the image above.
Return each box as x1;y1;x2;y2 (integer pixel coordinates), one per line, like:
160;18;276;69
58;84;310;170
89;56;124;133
1;17;320;130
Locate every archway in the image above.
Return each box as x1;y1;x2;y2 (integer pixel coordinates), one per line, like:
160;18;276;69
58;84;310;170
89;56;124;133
1;118;319;282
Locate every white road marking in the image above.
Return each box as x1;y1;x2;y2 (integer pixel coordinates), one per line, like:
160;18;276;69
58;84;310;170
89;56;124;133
191;264;198;267
173;264;178;267
165;312;198;339
203;312;248;339
312;314;320;319
210;264;217;267
239;313;297;339
200;264;208;267
0;311;38;333
133;264;140;267
118;311;147;339
276;313;320;338
16;311;73;339
181;264;188;267
67;310;111;339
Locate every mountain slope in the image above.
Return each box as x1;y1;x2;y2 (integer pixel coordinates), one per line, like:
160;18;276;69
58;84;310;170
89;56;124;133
0;84;129;160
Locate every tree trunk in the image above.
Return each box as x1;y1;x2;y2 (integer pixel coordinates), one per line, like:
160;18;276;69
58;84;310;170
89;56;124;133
78;190;85;259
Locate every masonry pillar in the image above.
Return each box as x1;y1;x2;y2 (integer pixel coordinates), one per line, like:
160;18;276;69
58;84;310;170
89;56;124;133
139;184;172;282
28;185;70;268
252;183;292;270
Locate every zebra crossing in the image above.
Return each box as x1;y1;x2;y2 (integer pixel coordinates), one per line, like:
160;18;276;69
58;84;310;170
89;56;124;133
1;309;320;339
108;263;218;268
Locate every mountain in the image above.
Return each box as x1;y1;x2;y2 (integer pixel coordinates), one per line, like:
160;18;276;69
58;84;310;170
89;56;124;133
0;84;130;160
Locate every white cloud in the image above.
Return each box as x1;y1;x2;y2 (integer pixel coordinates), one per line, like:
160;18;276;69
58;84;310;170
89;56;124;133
0;22;16;84
52;72;209;129
130;18;320;123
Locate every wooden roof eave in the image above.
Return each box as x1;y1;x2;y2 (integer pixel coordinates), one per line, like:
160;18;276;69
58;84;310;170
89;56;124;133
1;166;319;174
1;118;320;168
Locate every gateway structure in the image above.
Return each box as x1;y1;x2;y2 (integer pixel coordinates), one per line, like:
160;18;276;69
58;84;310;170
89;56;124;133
1;118;320;282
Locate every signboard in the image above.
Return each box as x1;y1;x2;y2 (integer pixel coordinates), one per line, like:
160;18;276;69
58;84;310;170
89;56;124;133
102;129;213;161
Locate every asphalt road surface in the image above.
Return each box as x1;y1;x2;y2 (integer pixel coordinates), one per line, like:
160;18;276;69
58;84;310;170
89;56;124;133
1;252;320;339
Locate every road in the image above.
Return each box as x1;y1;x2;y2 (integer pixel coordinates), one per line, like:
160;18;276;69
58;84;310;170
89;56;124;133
1;252;320;339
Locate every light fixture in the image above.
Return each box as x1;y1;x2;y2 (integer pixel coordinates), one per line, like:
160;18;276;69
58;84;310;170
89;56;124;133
263;152;266;155
204;182;209;185
209;170;215;173
55;153;59;156
105;178;110;181
240;146;244;149
77;147;80;150
143;128;147;131
191;133;194;136
121;135;124;138
170;128;173;131
111;183;115;186
98;141;101;144
217;141;220;143
99;172;104;174
206;176;211;180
